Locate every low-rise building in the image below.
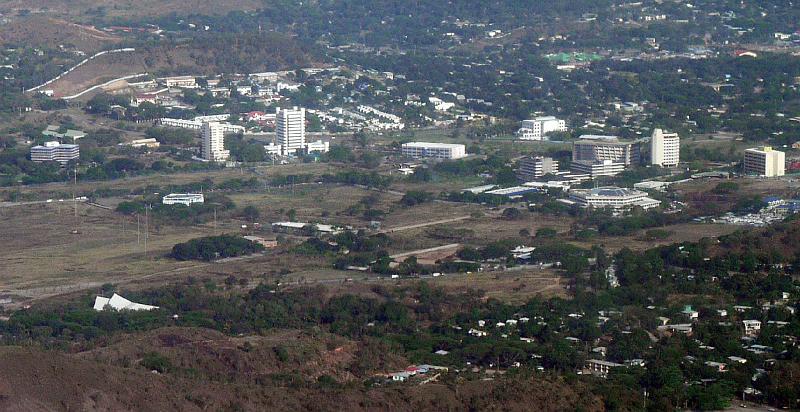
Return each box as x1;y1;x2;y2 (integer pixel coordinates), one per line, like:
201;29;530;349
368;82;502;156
585;359;625;378
743;320;761;336
517;116;567;141
401;142;466;160
121;138;161;148
162;193;204;206
569;187;660;211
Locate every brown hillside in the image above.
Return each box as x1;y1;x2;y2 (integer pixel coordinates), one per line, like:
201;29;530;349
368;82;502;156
0;16;121;53
46;34;321;97
0;328;604;411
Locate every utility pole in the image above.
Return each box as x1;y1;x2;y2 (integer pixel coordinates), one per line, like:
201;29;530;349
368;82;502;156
144;205;149;258
213;208;217;234
137;214;140;246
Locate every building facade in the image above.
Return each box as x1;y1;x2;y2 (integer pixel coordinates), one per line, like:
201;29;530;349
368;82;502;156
569;187;660;210
201;122;230;162
30;141;80;165
650;128;680;167
162;193;205;206
744;146;785;177
276;107;306;156
517;156;559;181
401;142;467;160
570;159;626;178
518;116;567;141
573;136;640;166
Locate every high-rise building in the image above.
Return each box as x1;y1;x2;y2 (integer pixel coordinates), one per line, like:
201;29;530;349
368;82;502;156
201;122;230;162
744;146;785;177
650;129;680;167
518;116;567;141
572;135;640;166
30;141;80;165
517;156;559;181
276;107;306;156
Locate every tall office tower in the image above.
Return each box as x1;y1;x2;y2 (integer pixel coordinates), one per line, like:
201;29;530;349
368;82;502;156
744;146;785;177
650;128;680;167
276;107;306;156
201;122;230;162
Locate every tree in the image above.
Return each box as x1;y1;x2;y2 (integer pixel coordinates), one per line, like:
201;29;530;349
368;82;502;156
501;207;522;220
242;206;260;221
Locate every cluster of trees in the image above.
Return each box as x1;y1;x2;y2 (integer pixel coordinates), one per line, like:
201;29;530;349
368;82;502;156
116;193;235;225
171;235;264;261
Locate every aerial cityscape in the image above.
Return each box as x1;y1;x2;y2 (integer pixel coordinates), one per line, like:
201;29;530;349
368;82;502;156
0;0;799;410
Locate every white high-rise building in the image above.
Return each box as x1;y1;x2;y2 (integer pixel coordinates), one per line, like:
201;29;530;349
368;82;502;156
276;107;306;156
650;129;680;167
518;116;567;140
201;122;230;162
744;146;785;177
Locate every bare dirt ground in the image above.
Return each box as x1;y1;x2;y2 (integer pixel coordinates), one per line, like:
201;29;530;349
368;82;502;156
0;16;121;53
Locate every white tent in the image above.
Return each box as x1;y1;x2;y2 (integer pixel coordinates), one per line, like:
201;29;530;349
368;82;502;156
93;293;158;312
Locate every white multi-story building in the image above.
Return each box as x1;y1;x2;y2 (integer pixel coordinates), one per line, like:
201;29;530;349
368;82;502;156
650;128;680;167
162;193;205;206
401;142;466;160
569;187;660;210
159;75;197;88
159;118;244;134
744;146;785;177
264;142;282;157
201;122;230;162
30;141;80;165
517;156;559;181
518;116;567;140
193;114;230;123
304;140;330;154
276;107;306;156
570;159;626;178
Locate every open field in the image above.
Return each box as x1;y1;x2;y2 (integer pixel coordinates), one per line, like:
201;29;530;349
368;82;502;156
572;222;743;253
426;269;567;304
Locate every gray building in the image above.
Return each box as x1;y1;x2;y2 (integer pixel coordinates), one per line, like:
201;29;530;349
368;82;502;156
572;135;640;166
517;156;559;181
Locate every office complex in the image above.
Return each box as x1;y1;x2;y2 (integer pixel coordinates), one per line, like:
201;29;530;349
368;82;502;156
744;146;785;177
276;107;306;156
572;135;640;166
201;122;230;162
650;129;680;167
30;141;80;165
517;156;559;181
570;159;626;178
401;142;466;160
518;116;567;141
569;187;660;210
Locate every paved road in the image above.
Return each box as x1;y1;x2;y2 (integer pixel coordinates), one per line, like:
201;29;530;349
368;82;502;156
390;243;461;259
378;216;471;234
